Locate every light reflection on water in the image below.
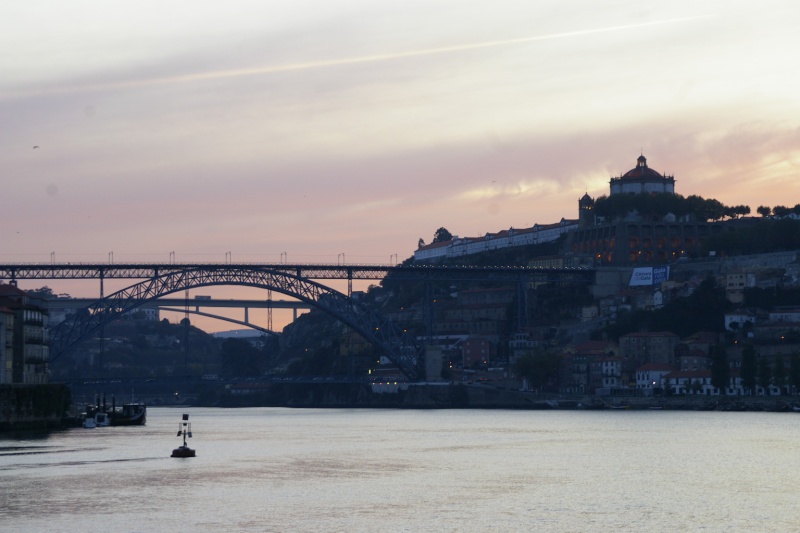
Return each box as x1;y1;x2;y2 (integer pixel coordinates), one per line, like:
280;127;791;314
2;407;800;532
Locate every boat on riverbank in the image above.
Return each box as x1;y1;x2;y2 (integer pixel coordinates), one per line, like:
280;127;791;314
82;411;110;428
81;396;146;427
110;402;147;426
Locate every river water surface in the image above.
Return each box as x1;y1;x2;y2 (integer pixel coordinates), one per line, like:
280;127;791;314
2;407;800;532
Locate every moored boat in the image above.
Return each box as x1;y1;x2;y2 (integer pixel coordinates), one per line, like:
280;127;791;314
109;402;146;426
81;395;146;427
82;410;110;428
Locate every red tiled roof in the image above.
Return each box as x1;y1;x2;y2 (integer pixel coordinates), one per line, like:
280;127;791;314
0;284;27;297
416;219;579;252
417;240;453;251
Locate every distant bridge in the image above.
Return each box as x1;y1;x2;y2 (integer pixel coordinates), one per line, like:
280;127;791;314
1;262;594;380
45;297;310;310
44;297;312;336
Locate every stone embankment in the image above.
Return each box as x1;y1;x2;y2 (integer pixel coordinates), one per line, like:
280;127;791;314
376;384;795;411
211;382;800;411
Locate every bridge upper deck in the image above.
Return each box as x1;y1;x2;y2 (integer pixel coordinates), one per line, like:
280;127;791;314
0;263;594;282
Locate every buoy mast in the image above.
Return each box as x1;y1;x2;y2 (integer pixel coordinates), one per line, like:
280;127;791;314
177;413;192;446
171;413;196;458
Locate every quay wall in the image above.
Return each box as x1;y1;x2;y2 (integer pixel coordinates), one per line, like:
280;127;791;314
0;384;72;432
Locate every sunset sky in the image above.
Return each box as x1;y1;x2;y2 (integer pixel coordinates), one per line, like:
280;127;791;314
2;1;799;330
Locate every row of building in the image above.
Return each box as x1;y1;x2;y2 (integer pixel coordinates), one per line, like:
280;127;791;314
413;219;578;262
559;332;795;397
0;284;49;384
361;266;800;395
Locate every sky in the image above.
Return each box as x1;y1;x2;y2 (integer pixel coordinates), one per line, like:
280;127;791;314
2;1;800;331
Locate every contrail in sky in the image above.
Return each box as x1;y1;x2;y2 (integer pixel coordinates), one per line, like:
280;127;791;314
7;16;707;97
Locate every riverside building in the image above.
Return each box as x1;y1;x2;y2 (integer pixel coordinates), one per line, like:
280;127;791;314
0;284;49;384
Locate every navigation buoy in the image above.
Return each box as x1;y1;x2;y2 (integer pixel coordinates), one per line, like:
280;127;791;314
171;413;196;458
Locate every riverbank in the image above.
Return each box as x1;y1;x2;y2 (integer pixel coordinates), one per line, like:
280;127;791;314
49;381;800;418
191;382;800;412
0;384;72;432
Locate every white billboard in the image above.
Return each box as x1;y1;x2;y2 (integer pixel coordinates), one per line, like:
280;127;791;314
629;266;670;287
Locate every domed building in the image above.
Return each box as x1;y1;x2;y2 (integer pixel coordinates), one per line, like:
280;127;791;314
569;154;724;267
609;155;675;196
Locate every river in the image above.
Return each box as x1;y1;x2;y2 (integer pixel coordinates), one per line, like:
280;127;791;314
2;407;800;532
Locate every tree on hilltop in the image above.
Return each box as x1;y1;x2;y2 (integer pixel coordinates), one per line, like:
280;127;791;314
593;192;741;222
724;205;750;219
27;286;72;299
433;227;453;243
772;205;791;218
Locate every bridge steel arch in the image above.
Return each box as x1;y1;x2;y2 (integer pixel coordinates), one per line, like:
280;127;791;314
50;266;424;379
157;307;277;336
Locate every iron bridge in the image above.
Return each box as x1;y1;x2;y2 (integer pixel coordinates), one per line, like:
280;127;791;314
1;263;595;380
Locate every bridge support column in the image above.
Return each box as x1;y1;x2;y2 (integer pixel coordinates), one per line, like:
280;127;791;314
267;290;273;331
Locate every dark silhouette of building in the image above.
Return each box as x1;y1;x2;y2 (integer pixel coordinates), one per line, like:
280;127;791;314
569;155;724;266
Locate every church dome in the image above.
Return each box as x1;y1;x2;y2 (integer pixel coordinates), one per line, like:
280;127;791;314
609;154;675;196
620;155;664;180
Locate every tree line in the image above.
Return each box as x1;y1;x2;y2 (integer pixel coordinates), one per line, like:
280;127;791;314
593;193;750;222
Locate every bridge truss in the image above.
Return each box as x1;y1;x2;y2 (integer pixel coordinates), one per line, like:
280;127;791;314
48;266;424;379
3;262;595;381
